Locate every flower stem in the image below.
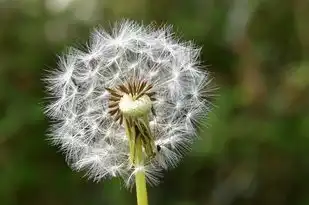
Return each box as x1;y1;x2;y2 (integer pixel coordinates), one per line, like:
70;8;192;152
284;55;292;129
135;137;149;205
123;118;149;205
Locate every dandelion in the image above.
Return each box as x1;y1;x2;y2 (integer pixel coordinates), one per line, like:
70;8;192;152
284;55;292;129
44;20;213;205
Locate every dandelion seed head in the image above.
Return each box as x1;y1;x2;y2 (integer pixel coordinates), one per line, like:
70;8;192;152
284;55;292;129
44;19;213;186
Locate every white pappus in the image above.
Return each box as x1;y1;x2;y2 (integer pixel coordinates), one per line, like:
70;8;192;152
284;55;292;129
44;20;213;187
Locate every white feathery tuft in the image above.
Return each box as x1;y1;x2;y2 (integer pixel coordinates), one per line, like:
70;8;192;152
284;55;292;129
44;19;213;186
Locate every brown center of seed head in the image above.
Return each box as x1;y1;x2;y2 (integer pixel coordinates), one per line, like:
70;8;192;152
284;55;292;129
106;80;156;125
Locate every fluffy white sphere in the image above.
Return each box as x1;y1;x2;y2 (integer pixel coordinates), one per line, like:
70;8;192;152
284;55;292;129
44;20;212;186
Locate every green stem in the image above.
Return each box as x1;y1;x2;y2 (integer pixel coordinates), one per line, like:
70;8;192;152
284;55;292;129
135;137;149;205
123;118;149;205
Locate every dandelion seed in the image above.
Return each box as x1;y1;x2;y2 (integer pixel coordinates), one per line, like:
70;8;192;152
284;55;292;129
44;19;214;205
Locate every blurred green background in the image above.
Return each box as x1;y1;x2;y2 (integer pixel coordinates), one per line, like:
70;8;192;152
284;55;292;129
1;0;309;204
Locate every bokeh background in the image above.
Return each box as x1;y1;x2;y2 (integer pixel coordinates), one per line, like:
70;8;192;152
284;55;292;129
1;0;309;204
